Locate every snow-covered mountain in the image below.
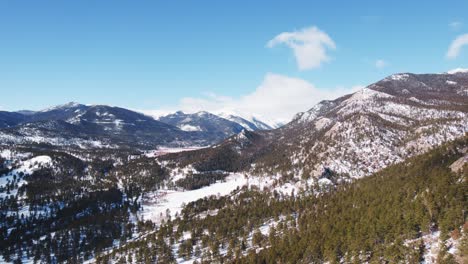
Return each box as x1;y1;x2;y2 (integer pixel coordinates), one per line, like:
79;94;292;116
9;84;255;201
279;72;468;178
155;110;273;134
156;111;246;144
166;71;468;179
0;104;277;149
215;112;274;131
146;110;276;131
0;104;207;149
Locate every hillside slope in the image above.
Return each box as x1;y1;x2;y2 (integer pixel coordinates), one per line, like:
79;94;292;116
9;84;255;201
98;136;468;263
166;72;468;180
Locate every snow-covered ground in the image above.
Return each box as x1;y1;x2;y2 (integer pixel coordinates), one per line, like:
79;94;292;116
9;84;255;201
0;149;32;160
244;174;317;195
404;230;462;264
139;170;324;226
0;130;114;149
144;146;206;158
140;174;248;223
0;256;34;264
178;124;202;132
0;155;52;199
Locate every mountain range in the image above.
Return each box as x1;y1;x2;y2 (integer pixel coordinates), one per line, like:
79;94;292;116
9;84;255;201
0;103;273;149
1;71;466;178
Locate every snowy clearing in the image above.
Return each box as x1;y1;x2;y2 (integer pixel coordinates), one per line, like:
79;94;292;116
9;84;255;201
145;146;206;157
140;174;248;223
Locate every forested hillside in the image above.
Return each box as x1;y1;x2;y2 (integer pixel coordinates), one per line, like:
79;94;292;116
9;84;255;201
0;147;168;263
96;136;467;263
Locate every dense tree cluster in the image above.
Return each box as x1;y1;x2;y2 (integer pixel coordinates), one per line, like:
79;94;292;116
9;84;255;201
175;171;228;190
243;139;466;263
0;147;167;263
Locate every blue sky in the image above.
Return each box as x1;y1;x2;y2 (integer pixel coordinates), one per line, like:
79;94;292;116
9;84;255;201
1;0;467;121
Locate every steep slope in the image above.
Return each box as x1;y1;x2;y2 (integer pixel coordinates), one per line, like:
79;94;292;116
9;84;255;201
165;72;468;180
277;72;468;178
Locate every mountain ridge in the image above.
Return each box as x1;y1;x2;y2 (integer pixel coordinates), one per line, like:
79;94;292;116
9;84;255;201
161;71;468;180
0;103;276;149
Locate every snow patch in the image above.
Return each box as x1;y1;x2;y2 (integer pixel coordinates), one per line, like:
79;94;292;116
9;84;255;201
145;147;205;158
39;102;81;112
179;124;202;132
387;73;410;81
0;155;52;198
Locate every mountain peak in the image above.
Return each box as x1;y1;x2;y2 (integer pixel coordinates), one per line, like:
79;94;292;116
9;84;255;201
40;102;84;112
195;111;211;116
384;73;412;82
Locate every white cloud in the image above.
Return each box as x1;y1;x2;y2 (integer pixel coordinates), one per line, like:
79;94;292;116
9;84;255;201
449;21;462;30
267;26;336;70
141;74;362;124
375;59;387;69
446;33;468;59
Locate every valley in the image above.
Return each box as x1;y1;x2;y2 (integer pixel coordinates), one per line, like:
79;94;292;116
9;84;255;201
0;71;467;263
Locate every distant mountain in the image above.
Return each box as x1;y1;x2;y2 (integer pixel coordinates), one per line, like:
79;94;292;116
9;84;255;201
0;103;276;149
215;112;273;131
164;71;468;179
3;71;466;157
0;104;206;149
0;111;28;128
29;102;90;122
15;110;36;116
156;111;245;142
155;110;274;142
149;110;275;131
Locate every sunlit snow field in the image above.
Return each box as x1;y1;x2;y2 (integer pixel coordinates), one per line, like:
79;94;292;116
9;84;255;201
140;173;248;223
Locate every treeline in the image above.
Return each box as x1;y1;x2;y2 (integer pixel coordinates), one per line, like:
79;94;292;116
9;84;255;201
175;171;229;190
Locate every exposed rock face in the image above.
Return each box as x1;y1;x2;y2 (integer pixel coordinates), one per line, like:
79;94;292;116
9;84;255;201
450;149;468;173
